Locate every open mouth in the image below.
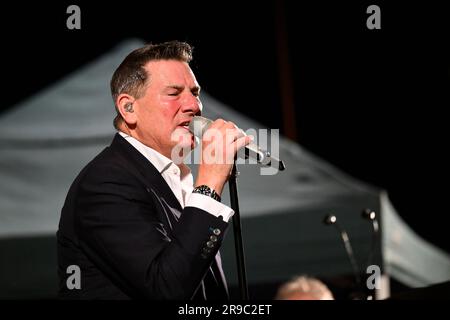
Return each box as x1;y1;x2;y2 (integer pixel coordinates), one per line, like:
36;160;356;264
178;121;191;131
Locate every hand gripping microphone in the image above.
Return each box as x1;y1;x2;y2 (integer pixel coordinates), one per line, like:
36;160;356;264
189;116;285;171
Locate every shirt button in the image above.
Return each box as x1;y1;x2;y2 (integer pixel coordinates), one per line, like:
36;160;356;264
213;228;221;236
210;235;218;242
206;241;214;248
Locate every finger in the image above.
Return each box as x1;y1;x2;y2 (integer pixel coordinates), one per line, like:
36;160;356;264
214;118;227;129
225;121;238;130
207;118;226;131
233;135;253;151
225;122;248;140
224;127;244;145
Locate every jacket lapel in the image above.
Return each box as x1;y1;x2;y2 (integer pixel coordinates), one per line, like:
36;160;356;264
109;133;183;217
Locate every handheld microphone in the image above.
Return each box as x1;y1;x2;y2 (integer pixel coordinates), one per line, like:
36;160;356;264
189;116;285;171
323;214;361;288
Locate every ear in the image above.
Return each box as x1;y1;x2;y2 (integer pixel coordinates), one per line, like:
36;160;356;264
116;94;137;125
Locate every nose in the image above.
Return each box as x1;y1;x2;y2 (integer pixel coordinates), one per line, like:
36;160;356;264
181;93;202;115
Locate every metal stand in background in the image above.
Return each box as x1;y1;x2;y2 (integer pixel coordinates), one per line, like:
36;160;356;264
228;161;249;300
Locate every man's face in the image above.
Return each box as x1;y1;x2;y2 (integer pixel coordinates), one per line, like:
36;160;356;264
133;60;202;159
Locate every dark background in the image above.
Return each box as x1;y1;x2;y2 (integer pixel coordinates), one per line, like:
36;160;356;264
1;1;449;254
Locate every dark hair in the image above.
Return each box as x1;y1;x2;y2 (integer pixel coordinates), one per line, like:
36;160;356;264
110;41;193;129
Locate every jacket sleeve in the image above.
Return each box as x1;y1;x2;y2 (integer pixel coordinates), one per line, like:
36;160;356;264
75;162;228;299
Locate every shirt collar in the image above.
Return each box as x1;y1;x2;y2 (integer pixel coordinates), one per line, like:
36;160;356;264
118;131;191;177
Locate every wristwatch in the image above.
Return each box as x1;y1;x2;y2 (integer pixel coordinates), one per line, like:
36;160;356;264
192;185;221;202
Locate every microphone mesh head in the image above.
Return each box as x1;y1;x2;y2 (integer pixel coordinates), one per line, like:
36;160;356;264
188;116;212;137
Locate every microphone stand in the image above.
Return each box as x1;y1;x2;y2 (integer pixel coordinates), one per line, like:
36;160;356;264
362;209;379;269
323;215;362;296
333;221;361;289
362;209;380;299
228;161;249;300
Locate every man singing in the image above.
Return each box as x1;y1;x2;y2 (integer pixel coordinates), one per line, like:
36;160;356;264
57;41;251;299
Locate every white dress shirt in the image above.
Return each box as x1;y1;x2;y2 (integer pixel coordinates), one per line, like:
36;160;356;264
118;132;234;222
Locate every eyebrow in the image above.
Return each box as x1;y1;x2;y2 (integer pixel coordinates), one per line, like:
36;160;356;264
165;85;201;93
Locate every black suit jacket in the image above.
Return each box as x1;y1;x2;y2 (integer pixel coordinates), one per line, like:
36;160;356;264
57;133;229;300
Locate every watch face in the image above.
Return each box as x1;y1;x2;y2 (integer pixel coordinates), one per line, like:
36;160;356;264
194;185;220;202
199;185;210;195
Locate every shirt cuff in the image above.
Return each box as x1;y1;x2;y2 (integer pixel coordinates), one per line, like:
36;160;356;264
185;193;235;222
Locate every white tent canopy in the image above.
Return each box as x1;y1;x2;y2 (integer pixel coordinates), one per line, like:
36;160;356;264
1;39;449;298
